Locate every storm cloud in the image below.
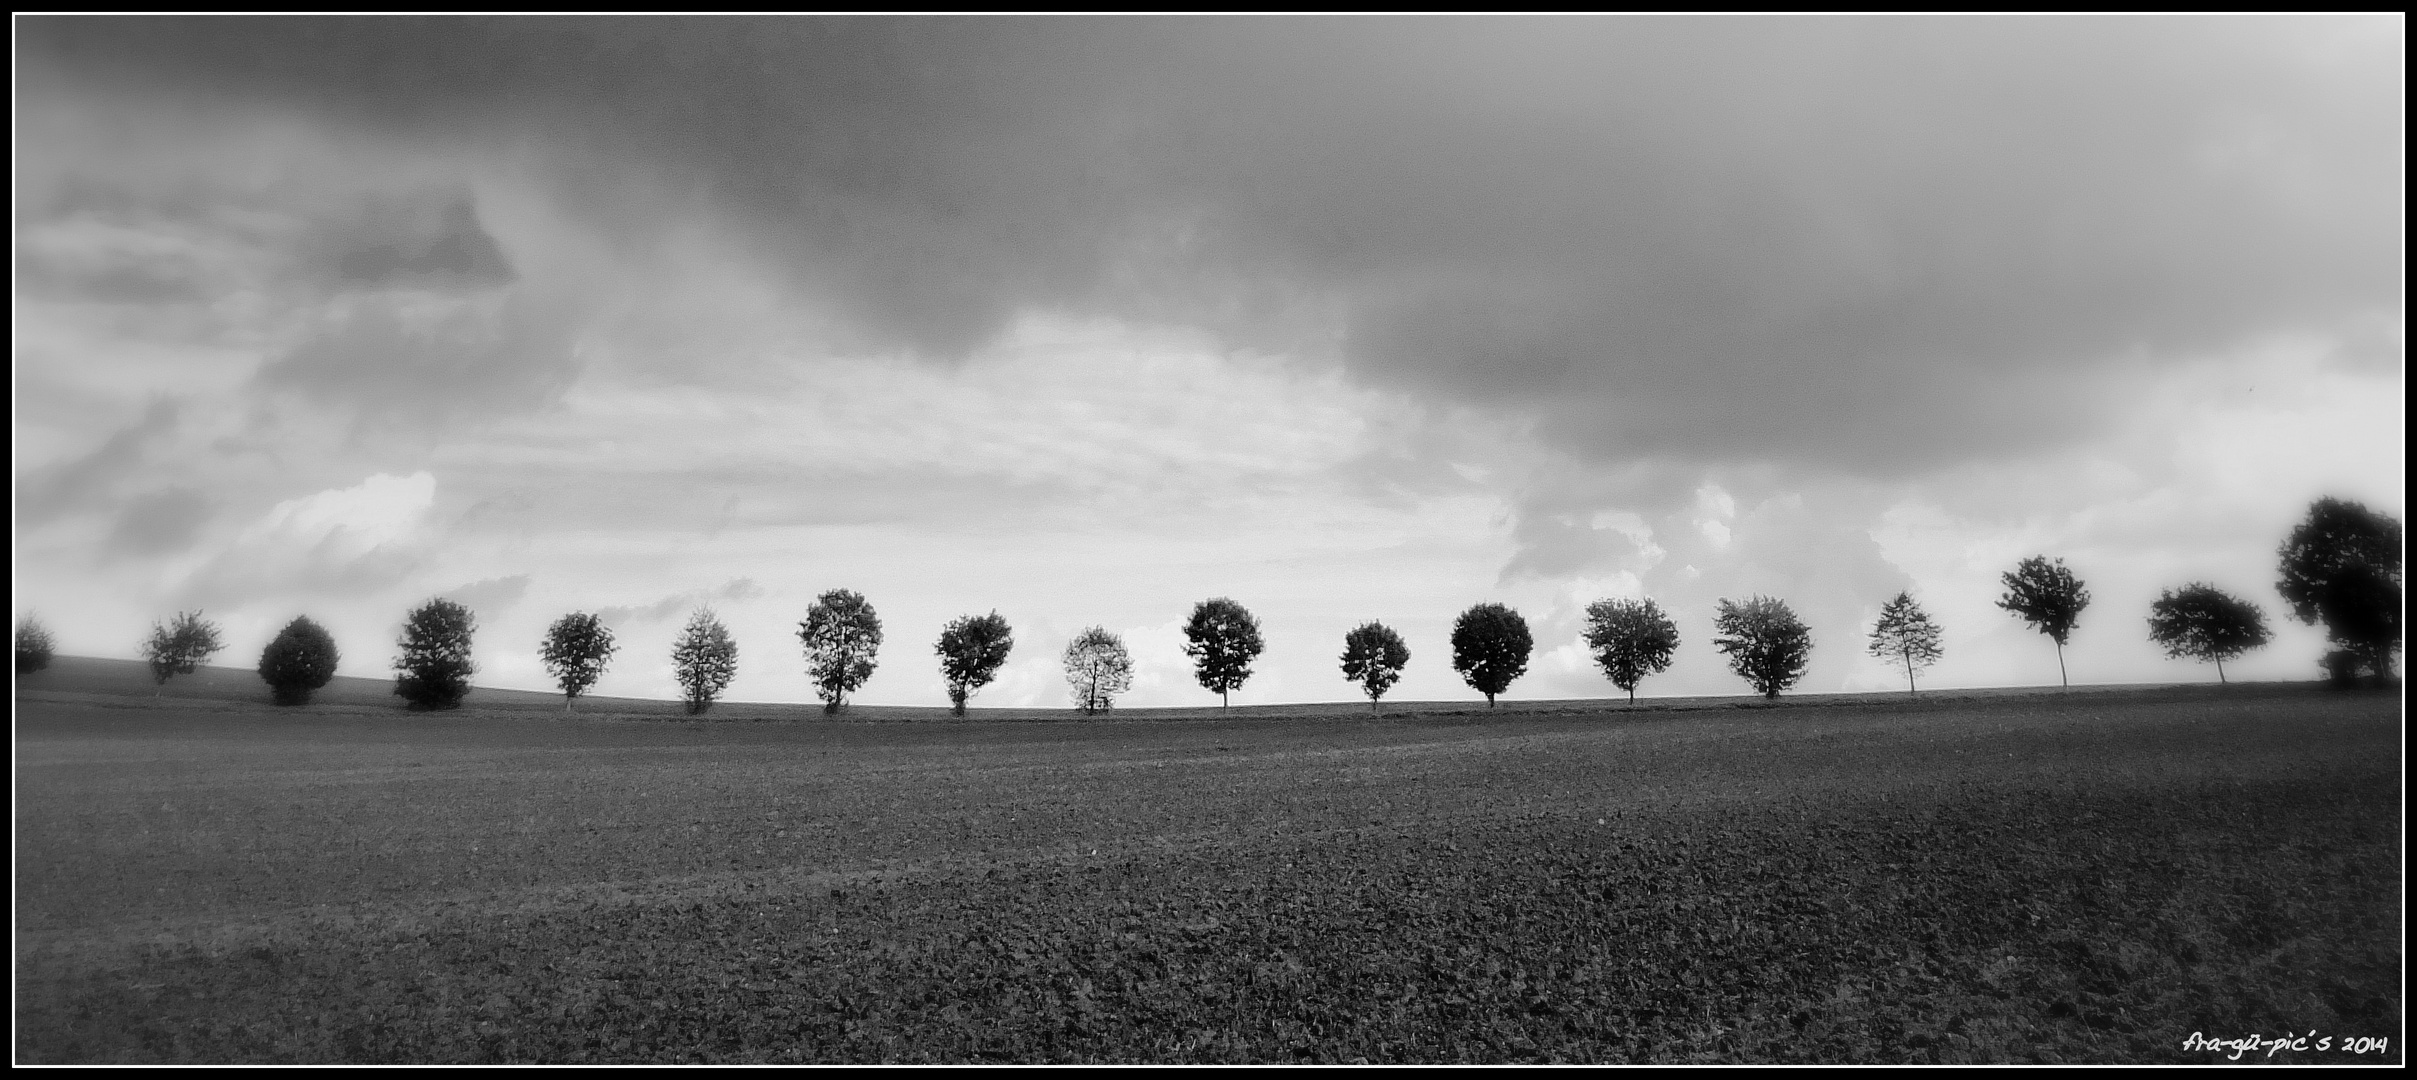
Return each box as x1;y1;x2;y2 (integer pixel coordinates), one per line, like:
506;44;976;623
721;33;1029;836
19;15;2398;478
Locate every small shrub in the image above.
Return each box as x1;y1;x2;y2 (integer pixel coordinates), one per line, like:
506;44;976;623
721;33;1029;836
15;614;56;675
258;616;341;706
142;610;225;689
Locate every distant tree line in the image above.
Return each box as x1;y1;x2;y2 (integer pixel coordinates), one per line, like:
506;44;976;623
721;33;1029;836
20;498;2397;710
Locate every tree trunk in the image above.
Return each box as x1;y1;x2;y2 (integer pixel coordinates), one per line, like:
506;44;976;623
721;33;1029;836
2056;641;2068;688
1221;689;1228;709
1486;692;1495;708
2215;657;2226;685
1628;686;1635;705
1904;646;1916;695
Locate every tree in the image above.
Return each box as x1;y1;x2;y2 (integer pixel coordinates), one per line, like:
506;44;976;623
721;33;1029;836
671;607;738;715
15;614;56;676
142;610;225;691
257;616;340;706
1450;602;1532;707
1181;597;1264;708
393;598;476;709
1997;556;2090;687
1867;592;1944;695
1713;596;1812;699
538;612;618;711
1062;626;1132;714
1582;598;1679;704
1339;621;1411;710
2276;498;2402;683
935;611;1014;717
2147;583;2272;685
798;589;883;715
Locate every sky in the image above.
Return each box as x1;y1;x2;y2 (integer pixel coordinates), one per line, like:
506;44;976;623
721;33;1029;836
12;15;2404;707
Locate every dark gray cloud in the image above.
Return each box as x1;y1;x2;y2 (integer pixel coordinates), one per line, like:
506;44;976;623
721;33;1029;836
252;289;579;428
16;397;183;527
596;578;764;628
310;186;516;290
19;16;2401;484
104;487;215;557
16;251;209;305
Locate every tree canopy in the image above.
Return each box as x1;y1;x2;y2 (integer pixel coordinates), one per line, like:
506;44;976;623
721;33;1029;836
1582;597;1679;703
1997;556;2090;686
2147;583;2271;685
2276;497;2402;682
1340;621;1411;709
1867;592;1944;694
1063;626;1132;714
1713;596;1812;699
393;599;476;709
1181;597;1265;707
1450;603;1532;707
936;612;1014;717
671;607;738;715
799;589;883;714
539;612;618;710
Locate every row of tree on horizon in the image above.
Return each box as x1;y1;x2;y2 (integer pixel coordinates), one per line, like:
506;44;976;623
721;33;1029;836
12;498;2402;713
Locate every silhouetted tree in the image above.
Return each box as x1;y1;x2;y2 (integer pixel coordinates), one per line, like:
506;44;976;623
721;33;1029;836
2147;583;2271;685
1582;597;1679;704
1450;602;1532;707
1340;621;1411;710
1063;626;1132;714
393;599;476;709
257;616;340;706
1714;596;1811;699
1181;597;1264;708
143;610;225;692
1997;556;2090;687
798;589;882;715
936;611;1014;717
15;614;56;675
2320;649;2362;688
2276;498;2402;683
671;607;738;715
539;612;617;711
1867;592;1944;695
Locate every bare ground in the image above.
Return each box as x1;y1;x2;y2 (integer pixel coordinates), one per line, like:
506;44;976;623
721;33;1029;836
13;662;2403;1063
